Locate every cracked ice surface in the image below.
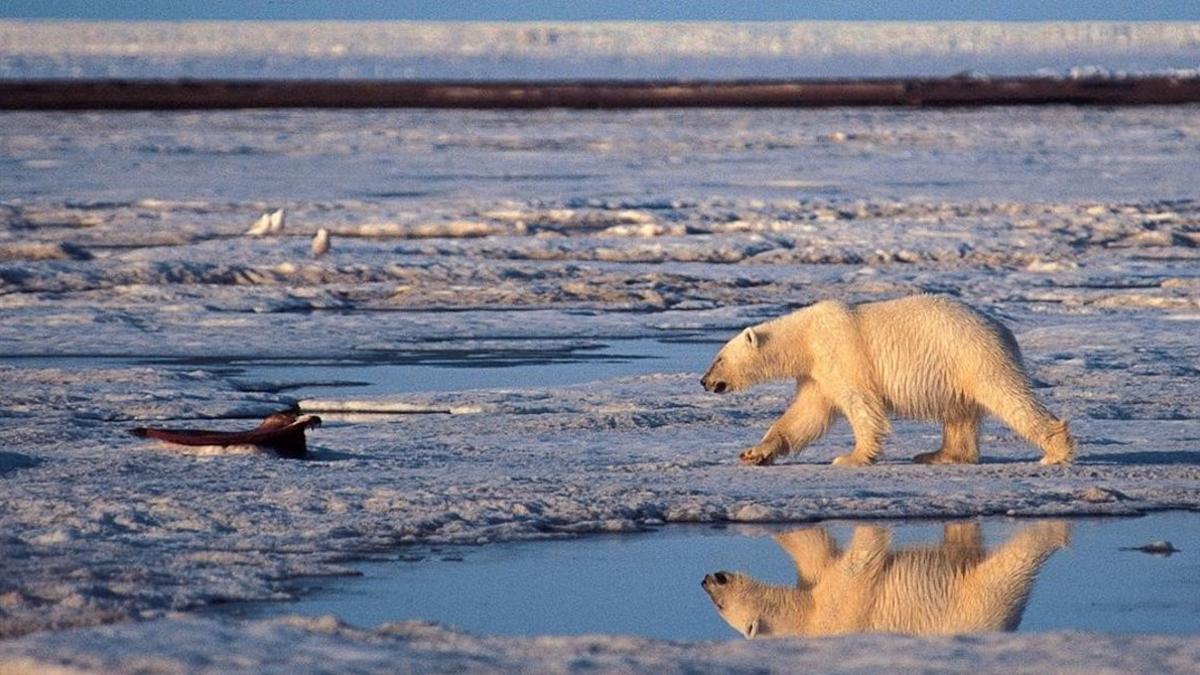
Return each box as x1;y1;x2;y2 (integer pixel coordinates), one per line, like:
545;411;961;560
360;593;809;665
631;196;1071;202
1;107;1199;672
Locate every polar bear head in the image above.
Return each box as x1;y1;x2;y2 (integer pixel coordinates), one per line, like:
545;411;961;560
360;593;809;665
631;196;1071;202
701;327;763;394
702;569;803;639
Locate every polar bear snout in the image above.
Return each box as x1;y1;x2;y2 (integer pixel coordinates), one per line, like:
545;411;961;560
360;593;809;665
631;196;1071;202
701;371;729;394
703;571;741;614
703;571;731;587
702;571;733;599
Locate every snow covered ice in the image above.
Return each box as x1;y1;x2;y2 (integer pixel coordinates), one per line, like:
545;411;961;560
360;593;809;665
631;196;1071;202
1;102;1200;670
3;20;1200;80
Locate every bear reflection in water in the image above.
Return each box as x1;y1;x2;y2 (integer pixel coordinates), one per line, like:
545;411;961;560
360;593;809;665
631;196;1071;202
702;521;1068;639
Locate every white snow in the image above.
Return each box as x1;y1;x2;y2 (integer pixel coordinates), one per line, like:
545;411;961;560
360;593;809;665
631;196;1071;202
1;105;1198;671
3;616;1200;674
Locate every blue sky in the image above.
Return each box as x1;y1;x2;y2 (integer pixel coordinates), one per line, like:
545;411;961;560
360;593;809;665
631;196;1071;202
3;1;1199;21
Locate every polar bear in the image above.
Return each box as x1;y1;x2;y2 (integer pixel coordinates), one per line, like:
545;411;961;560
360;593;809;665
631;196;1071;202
700;295;1075;466
701;521;1070;638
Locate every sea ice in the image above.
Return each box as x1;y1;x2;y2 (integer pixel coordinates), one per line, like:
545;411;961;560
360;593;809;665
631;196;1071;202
0;105;1198;672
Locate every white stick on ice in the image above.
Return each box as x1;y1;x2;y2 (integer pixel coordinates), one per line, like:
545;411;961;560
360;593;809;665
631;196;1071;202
245;212;272;237
311;227;330;258
267;208;285;234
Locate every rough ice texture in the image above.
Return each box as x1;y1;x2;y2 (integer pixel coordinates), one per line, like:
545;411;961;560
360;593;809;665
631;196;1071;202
2;21;1200;79
1;106;1199;671
3;616;1200;675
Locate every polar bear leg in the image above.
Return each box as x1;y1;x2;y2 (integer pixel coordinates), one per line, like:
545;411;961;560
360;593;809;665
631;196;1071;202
951;521;1071;631
807;526;891;633
941;522;984;553
973;376;1075;465
914;409;982;464
774;527;840;588
1039;421;1075;465
839;525;892;575
740;384;835;465
829;388;889;466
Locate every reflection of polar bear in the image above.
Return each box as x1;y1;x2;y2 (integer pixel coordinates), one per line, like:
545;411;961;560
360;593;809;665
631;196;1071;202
700;295;1075;466
702;521;1069;639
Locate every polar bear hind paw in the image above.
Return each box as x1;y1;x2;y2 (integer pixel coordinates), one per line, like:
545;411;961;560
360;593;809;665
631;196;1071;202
1038;454;1072;466
1027;520;1072;548
739;446;777;466
912;450;972;465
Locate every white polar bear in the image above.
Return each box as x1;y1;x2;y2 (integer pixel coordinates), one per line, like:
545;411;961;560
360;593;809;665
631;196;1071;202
702;521;1070;638
700;295;1075;466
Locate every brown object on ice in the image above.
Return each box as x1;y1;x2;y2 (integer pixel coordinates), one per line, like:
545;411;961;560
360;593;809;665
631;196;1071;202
128;412;321;459
6;77;1200;110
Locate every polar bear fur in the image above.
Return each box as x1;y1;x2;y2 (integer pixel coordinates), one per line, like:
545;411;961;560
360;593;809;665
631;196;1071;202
700;295;1075;466
701;521;1069;638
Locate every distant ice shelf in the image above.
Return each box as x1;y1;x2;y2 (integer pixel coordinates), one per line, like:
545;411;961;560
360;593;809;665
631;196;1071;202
0;21;1198;79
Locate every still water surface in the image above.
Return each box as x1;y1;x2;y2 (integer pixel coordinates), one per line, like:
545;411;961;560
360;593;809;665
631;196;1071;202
230;512;1200;640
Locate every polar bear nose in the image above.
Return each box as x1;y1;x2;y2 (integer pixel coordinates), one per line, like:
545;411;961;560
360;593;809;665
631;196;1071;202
706;571;730;586
701;374;728;393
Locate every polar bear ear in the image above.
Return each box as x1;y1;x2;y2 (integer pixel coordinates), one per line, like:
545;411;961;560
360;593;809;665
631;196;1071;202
745;618;760;639
744;328;759;348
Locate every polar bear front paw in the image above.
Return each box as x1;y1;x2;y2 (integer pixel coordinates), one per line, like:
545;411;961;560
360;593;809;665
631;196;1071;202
831;453;873;467
739;446;777;466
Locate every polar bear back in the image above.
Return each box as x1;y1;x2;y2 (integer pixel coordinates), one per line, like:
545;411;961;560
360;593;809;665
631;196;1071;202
852;295;1026;421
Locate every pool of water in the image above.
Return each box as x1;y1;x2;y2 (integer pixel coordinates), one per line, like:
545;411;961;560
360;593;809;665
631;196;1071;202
229;337;712;397
0;336;717;399
225;512;1200;640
